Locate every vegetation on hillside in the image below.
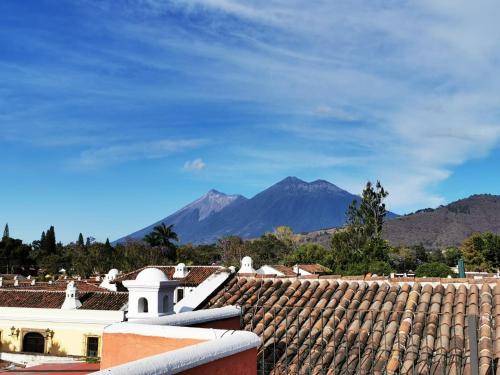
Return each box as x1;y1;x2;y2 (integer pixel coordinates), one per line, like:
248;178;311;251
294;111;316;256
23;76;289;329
1;184;499;279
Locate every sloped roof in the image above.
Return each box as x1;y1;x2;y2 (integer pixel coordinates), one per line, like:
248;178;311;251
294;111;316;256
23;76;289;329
296;263;332;274
270;265;296;276
0;290;128;310
203;275;499;374
115;265;223;287
0;280;107;292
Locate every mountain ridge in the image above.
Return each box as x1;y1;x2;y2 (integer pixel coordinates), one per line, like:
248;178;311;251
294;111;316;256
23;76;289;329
382;193;500;248
115;177;368;244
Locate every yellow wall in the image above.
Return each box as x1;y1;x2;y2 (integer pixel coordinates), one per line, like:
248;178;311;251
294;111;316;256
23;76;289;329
0;308;125;358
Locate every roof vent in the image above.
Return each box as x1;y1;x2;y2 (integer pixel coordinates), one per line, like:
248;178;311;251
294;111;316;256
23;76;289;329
173;263;189;278
238;256;256;274
61;281;82;310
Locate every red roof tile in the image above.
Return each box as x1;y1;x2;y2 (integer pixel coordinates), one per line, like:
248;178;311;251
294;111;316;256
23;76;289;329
296;263;332;274
204;276;500;374
115;265;222;287
0;290;127;310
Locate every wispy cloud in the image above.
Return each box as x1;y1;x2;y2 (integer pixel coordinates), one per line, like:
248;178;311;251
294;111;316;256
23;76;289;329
183;158;206;171
70;139;206;169
2;0;500;213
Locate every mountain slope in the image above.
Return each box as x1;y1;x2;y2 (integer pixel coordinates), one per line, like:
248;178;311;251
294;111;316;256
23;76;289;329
382;194;500;248
192;177;361;243
117;177;374;244
116;190;246;243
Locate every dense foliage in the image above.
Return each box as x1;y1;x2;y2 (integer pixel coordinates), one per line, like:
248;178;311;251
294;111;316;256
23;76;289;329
1;181;498;279
415;262;453;278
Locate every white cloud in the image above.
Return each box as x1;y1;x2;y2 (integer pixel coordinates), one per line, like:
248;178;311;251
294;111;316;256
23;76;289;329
4;1;500;212
183;158;206;171
71;139;206;168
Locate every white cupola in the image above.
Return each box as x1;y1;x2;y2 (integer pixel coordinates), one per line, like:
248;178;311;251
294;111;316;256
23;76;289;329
173;263;189;278
238;256;256;274
61;281;82;309
123;267;179;321
99;268;120;291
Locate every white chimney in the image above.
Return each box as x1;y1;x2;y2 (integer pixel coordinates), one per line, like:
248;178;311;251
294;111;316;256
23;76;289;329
31;279;36;286
173;263;189;278
123;268;179;321
238;256;256;274
0;277;3;287
14;279;19;287
61;281;82;310
99;269;120;292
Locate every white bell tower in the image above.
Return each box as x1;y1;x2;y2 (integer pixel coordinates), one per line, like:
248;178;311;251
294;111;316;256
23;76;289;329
238;256;256;274
123;268;179;321
61;281;82;310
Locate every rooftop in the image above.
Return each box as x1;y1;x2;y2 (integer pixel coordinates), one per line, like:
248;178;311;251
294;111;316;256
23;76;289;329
114;265;224;287
203;274;500;374
0;289;128;310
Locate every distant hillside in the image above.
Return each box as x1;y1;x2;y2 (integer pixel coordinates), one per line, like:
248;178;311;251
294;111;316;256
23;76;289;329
116;177;389;244
382;194;500;248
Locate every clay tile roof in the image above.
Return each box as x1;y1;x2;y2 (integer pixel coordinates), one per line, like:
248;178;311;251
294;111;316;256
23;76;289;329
270;265;296;276
0;290;128;310
203;275;499;374
0;280;110;292
297;263;332;274
114;265;222;287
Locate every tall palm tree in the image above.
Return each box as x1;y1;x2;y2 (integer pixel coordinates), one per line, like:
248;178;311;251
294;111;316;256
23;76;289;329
152;223;178;247
143;232;160;247
143;224;179;262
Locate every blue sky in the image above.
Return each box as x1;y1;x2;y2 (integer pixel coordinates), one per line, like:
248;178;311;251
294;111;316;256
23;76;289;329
1;0;500;243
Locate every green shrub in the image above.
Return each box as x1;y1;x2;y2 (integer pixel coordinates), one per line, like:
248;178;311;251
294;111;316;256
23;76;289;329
415;262;453;278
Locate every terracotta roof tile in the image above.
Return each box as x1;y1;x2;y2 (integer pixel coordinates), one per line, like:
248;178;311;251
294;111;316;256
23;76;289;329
114;265;222;287
0;280;107;292
270;265;296;276
203;276;499;374
296;263;332;274
0;290;127;310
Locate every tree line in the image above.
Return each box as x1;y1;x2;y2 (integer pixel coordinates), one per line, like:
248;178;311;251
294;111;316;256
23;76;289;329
1;181;499;279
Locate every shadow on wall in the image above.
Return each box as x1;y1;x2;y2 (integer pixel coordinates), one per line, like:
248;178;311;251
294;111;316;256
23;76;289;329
0;337;17;353
48;341;67;356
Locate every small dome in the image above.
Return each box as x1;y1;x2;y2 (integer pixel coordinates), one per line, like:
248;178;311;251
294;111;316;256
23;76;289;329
108;268;119;276
136;267;168;282
242;256;252;263
107;268;120;281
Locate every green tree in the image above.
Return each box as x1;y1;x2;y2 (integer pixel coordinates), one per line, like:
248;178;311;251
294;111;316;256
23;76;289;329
0;236;31;274
273;226;297;252
341;260;393;276
177;244;221;265
44;226;56;254
77;233;85;246
217;236;244;267
143;224;178;262
331;180;391;273
3;223;9;239
244;234;291;268
287;243;328;265
415;262;453;278
443;247;463;267
389;247;417;273
461;232;500;271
